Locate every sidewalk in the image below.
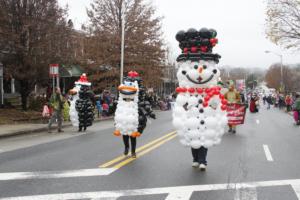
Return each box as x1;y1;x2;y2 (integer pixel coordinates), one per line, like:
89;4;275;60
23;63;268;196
0;116;114;138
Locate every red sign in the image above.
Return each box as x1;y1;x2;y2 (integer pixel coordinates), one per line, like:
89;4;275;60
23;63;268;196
49;64;59;77
227;103;246;125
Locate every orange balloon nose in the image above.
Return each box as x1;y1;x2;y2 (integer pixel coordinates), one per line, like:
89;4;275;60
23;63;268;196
198;67;203;73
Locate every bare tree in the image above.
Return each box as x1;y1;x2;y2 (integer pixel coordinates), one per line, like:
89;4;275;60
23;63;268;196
266;0;300;49
0;0;74;110
265;63;295;92
85;0;166;91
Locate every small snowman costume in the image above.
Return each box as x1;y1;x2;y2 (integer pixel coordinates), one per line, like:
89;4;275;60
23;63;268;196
114;71;156;157
173;28;228;170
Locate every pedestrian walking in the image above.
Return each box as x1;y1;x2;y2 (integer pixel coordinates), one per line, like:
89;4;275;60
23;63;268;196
224;83;241;134
48;87;65;133
266;94;272;109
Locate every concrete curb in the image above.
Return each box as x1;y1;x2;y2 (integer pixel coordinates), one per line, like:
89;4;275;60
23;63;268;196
0;116;114;139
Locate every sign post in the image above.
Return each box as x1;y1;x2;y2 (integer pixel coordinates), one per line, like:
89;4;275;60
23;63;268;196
0;63;3;108
49;64;59;93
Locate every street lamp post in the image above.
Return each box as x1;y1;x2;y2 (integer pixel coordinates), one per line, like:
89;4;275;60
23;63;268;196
265;50;284;92
120;1;125;84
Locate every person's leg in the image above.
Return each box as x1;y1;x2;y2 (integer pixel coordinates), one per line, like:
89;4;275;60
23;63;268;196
122;135;130;155
48;111;57;132
57;111;63;132
232;125;236;133
228;125;232;132
130;136;137;158
191;148;199;167
198;146;208;171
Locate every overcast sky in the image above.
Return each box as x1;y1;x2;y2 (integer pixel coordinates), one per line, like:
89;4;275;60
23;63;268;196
58;0;299;69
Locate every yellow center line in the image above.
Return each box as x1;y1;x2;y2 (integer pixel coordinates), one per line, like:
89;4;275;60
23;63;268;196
112;134;177;169
99;131;176;168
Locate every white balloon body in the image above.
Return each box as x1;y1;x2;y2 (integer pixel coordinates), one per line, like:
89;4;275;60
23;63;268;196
69;84;81;127
114;81;139;136
173;60;227;148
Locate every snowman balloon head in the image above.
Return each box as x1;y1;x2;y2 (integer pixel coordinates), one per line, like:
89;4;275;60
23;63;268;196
176;28;221;88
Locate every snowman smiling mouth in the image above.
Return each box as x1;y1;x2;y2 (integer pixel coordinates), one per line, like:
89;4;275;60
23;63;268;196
186;74;214;84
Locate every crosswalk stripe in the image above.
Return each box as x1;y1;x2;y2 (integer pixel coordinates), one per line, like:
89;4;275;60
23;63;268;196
234;188;257;200
291;185;300;199
165;191;193;200
0;168;116;181
2;179;300;200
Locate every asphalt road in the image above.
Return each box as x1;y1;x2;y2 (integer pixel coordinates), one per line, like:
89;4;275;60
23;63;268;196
0;105;300;200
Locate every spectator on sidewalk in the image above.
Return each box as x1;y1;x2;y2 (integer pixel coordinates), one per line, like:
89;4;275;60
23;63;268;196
292;93;300;125
96;99;102;118
102;102;109;117
48;87;65;133
285;94;293;112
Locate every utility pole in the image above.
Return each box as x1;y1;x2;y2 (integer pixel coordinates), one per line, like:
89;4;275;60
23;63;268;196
120;0;125;84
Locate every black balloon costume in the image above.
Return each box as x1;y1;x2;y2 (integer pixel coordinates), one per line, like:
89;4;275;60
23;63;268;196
75;85;94;132
136;78;156;133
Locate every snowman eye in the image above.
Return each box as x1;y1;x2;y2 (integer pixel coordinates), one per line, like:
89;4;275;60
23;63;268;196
213;69;218;74
182;70;187;75
203;65;207;69
194;65;198;69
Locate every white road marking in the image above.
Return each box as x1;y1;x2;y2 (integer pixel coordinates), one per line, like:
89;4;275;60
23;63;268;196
256;119;260;124
263;144;274;162
165;191;193;200
234;188;257;200
0;168;116;181
291;184;300;199
2;179;300;200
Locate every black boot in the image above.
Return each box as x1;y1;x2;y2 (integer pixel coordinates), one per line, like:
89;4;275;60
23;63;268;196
124;148;129;156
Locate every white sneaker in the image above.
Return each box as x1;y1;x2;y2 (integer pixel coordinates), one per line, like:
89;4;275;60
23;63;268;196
199;164;206;171
192;162;199;168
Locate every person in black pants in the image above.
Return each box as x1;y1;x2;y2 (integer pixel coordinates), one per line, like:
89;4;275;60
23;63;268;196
122;136;136;156
120;76;156;158
191;147;208;171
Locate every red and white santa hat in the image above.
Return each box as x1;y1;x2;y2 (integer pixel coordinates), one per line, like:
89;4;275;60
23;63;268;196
75;73;91;86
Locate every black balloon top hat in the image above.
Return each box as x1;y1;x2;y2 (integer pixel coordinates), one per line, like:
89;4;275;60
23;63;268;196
176;28;221;63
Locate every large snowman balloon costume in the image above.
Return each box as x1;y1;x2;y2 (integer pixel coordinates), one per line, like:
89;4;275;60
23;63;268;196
173;28;228;170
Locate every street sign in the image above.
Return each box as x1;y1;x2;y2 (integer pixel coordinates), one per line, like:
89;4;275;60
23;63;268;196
49;64;59;77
